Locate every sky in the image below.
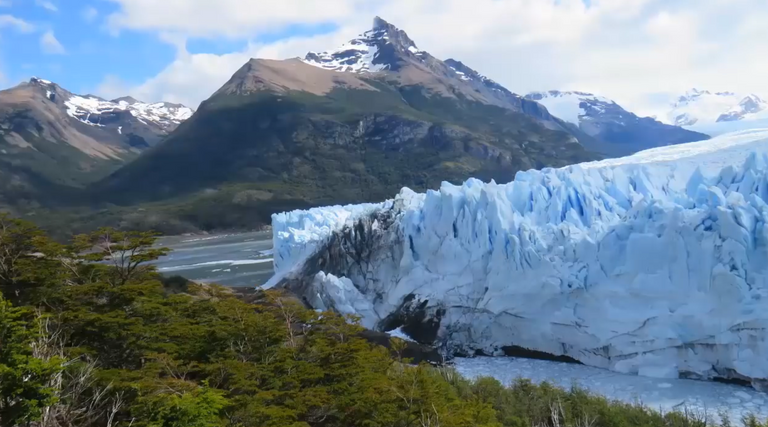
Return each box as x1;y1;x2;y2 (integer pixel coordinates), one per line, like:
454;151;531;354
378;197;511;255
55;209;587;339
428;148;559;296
1;0;767;118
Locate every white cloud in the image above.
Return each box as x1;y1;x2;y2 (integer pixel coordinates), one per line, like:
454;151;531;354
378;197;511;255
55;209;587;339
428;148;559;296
40;30;66;54
35;0;58;12
82;6;98;22
0;14;35;32
96;31;353;107
99;0;768;116
105;0;358;38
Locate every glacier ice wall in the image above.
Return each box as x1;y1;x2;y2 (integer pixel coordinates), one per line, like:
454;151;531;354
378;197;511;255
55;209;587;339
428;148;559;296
272;201;390;275
269;129;768;388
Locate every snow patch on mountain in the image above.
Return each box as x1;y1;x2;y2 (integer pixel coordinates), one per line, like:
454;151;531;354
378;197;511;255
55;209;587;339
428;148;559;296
449;67;471;81
63;95;192;130
302;17;422;73
444;59;510;94
30;77;52;85
303;39;389;73
525;90;617;125
29;77;193;132
269;128;768;388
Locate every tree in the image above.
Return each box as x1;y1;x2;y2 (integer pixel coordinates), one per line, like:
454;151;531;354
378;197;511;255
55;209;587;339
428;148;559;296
0;296;62;427
0;214;58;302
71;228;169;287
134;382;228;427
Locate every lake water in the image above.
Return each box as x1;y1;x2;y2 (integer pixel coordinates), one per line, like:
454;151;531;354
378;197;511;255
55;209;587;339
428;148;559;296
153;232;767;419
152;232;274;287
454;357;768;422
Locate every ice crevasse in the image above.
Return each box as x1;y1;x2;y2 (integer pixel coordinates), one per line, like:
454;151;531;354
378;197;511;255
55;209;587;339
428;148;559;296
268;129;768;389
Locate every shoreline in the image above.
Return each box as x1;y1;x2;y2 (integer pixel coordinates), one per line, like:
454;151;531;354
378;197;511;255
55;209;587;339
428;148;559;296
168;226;272;239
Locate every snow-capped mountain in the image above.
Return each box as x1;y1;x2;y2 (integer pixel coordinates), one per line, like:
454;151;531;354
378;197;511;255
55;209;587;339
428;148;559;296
300;17;711;156
0;77;195;210
0;77;194;157
525;90;709;156
666;89;768;136
222;17;577;141
303;16;426;73
31;77;193;133
269;128;768;390
718;94;766;122
300;16;517;109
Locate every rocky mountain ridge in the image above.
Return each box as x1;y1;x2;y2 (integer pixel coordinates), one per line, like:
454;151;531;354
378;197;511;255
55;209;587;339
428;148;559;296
300;18;709;157
299;17;575;135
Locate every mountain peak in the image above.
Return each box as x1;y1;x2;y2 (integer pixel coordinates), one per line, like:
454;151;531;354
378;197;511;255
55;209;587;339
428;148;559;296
372;16;392;30
302;17;424;73
111;96;142;105
29;76;54;86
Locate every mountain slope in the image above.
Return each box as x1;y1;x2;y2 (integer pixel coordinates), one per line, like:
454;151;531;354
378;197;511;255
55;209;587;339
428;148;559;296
91;17;597;228
525;90;710;156
2;78;193;157
0;78;193;209
301;18;575;134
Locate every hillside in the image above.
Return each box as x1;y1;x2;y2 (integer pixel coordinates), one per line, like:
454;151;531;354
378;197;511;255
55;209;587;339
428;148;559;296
90;18;598;231
0;77;193;212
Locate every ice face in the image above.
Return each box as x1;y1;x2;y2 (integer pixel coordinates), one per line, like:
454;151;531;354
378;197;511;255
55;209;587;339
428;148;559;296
269;201;392;280
270;129;768;387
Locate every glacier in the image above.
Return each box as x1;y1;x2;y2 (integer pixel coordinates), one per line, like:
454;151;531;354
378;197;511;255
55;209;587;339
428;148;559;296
267;129;768;389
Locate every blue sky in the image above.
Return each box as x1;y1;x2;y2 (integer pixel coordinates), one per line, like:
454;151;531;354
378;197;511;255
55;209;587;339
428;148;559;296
1;1;170;94
0;0;337;97
1;0;767;116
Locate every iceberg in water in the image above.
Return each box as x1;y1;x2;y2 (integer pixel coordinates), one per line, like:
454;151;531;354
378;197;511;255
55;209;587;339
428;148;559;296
267;129;768;388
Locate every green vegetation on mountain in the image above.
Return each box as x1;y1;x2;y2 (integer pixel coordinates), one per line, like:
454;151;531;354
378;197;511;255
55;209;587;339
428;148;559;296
83;83;595;235
0;128;128;212
0;214;764;427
